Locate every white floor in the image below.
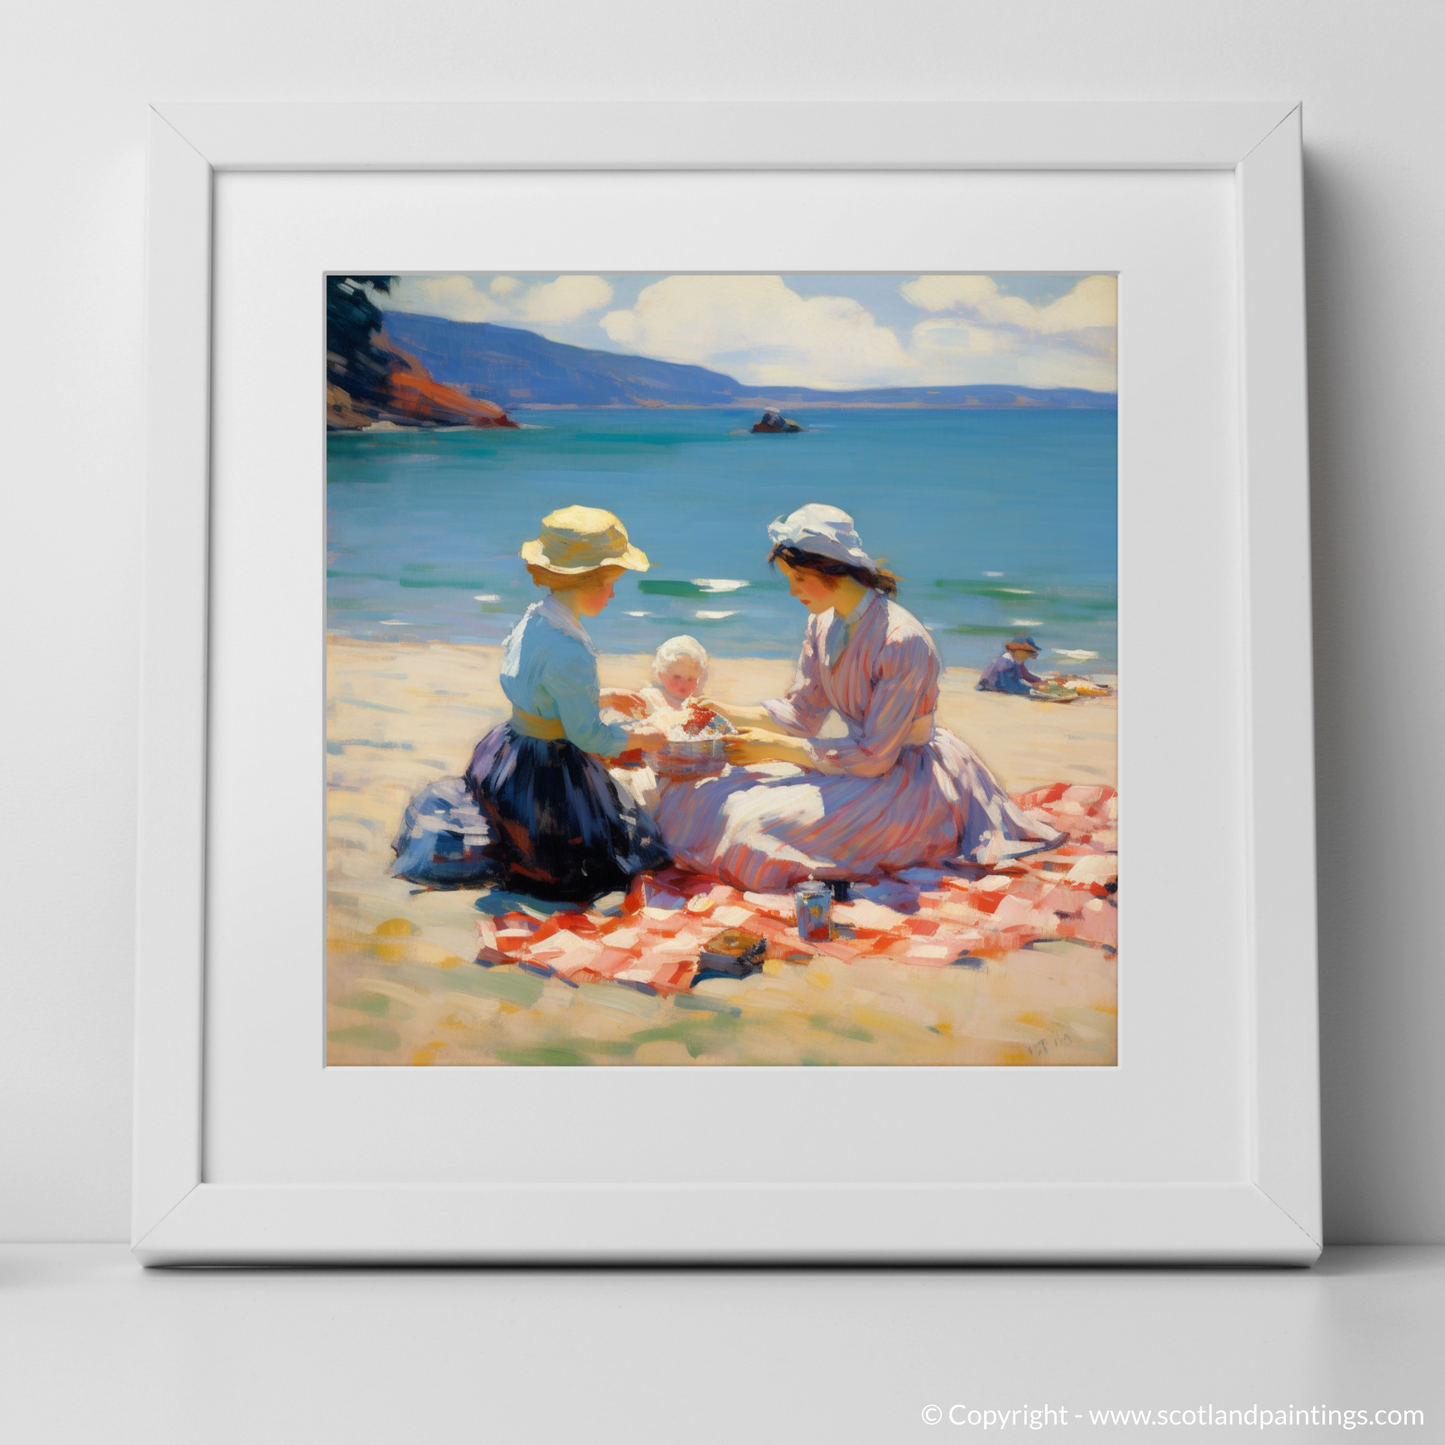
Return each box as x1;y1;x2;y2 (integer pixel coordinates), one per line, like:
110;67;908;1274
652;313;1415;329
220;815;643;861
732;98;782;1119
2;1246;1440;1442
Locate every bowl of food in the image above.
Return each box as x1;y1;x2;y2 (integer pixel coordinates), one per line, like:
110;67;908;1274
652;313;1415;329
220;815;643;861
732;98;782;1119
651;701;735;778
654;736;730;778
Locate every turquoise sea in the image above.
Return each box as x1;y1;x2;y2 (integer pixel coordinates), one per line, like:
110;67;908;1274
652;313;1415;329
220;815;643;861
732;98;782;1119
326;407;1117;673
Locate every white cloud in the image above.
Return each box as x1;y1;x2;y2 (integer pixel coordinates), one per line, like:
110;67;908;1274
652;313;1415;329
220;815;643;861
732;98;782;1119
378;272;1118;394
385;275;502;323
899;275;1117;390
600;275;915;390
515;275;614;323
909;316;1117;391
901;274;1117;333
381;274;613;328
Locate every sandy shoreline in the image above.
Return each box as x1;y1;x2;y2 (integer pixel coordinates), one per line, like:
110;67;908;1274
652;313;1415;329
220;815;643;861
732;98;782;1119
326;636;1117;1067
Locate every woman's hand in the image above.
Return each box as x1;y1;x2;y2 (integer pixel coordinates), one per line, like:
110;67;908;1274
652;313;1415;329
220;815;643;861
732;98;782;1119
696;698;782;733
622;724;668;753
601;689;649;717
723;729;814;768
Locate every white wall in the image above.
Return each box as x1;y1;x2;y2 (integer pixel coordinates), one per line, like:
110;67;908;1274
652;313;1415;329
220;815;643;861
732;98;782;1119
2;0;1440;1243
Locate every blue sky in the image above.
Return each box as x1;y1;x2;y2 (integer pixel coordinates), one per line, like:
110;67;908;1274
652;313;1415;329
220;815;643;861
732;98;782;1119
377;272;1117;393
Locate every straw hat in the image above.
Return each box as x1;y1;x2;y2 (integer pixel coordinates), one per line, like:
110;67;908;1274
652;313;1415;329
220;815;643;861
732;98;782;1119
1006;634;1040;655
520;505;650;575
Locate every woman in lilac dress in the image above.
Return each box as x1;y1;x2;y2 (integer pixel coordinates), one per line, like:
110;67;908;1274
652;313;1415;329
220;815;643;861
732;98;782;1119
654;504;1064;892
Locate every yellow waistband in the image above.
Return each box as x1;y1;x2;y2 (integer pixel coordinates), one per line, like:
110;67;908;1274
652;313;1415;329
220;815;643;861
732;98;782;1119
511;708;567;741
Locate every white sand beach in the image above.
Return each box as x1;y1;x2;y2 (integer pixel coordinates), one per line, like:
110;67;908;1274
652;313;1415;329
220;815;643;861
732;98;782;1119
326;637;1117;1067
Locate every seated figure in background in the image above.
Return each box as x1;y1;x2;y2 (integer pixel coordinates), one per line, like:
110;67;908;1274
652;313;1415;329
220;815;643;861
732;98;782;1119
977;634;1044;696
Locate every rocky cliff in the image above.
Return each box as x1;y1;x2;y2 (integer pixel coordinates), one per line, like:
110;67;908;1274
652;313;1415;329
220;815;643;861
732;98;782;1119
326;334;518;431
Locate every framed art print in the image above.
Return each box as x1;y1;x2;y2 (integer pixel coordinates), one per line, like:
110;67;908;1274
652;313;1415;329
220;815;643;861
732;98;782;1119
135;103;1320;1263
324;267;1119;1069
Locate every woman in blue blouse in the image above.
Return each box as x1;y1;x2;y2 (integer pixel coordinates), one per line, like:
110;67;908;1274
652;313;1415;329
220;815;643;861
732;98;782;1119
392;507;670;900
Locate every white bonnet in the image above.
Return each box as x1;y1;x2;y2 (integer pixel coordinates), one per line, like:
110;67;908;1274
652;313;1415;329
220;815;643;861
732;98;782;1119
767;503;879;571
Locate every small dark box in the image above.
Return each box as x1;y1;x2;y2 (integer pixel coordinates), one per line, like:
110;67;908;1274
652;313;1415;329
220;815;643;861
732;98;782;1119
696;927;767;978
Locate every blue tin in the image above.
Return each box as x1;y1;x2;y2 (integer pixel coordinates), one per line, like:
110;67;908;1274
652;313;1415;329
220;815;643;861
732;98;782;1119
794;879;833;942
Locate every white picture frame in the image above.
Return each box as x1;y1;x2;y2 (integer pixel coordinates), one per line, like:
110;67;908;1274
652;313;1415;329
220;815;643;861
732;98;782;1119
135;102;1318;1265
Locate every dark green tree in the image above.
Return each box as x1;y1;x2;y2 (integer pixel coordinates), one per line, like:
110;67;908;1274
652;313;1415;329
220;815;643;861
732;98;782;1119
326;275;396;406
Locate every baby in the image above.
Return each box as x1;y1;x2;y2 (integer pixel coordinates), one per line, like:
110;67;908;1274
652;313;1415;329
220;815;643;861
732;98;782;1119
640;635;709;714
608;635;712;805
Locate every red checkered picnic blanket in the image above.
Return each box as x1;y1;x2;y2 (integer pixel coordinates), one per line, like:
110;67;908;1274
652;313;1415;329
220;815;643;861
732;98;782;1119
475;785;1117;992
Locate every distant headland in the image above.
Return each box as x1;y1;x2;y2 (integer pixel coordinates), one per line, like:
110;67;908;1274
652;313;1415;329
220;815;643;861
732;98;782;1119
378;312;1118;413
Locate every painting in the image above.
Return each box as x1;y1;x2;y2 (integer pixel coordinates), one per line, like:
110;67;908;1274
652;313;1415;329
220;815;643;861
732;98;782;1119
325;273;1117;1067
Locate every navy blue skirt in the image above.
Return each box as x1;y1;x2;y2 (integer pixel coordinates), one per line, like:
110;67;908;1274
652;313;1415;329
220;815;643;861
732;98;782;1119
390;724;668;902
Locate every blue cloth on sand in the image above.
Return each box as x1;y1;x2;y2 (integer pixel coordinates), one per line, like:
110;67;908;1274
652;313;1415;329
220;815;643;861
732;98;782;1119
390;776;501;887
